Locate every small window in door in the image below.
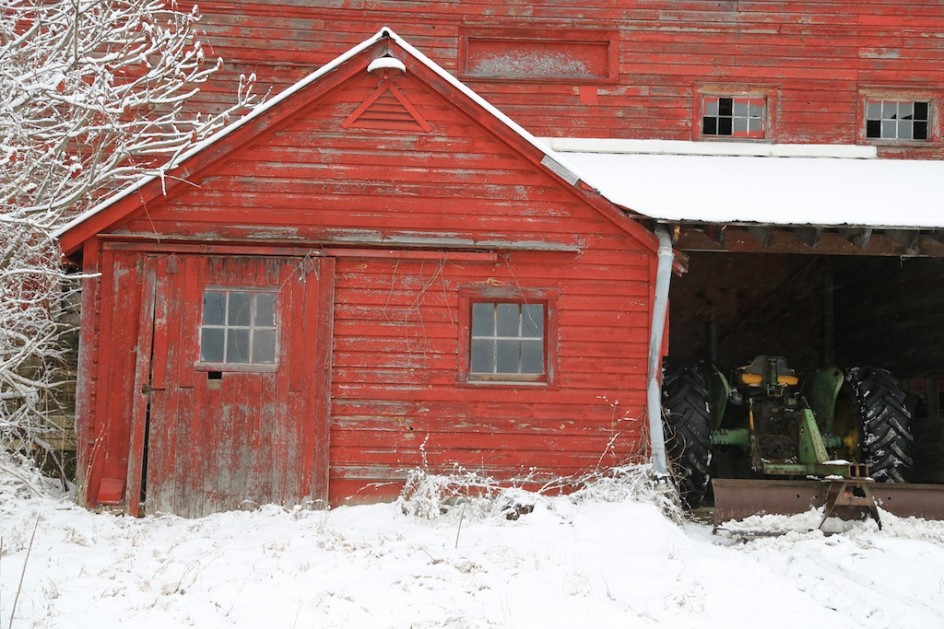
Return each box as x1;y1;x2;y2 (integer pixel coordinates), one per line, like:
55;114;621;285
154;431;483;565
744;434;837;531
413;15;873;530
200;290;278;365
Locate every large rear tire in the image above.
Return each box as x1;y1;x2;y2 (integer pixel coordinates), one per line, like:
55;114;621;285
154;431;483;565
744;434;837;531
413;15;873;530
841;367;914;482
662;362;713;508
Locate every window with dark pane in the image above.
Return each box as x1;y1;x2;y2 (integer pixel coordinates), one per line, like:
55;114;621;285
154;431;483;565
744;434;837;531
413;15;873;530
469;302;545;379
200;289;278;365
865;99;930;141
702;96;766;138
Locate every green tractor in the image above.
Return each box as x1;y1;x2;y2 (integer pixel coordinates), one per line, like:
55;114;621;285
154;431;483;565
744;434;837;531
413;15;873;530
662;355;914;512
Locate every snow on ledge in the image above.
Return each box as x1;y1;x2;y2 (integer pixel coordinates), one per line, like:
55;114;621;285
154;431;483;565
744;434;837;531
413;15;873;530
539;137;878;159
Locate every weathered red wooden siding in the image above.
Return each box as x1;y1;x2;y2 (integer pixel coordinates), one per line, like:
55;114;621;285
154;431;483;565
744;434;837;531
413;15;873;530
76;248;144;506
75;39;657;507
181;1;944;158
119;66;631;245
327;251;652;503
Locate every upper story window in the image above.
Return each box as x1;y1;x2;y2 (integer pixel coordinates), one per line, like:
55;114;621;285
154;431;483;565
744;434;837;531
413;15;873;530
200;289;278;365
702;96;766;139
866;99;929;141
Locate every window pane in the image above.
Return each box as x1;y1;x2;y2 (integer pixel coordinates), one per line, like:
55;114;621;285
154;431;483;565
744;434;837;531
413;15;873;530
914;101;929;120
703;117;717;135
749;118;762;133
200;328;225;362
866;119;882;138
733;117;748;133
914;121;928;140
899;120;913;140
733;100;748;117
882;101;898;118
899;102;914;119
718;117;733;135
704;98;718;116
471;303;494;336
227;329;250;363
228;292;252;326
255;293;276;327
203;292;226;325
866;102;881;120
520;340;544;374
496;340;519;373
471;339;494;373
882;120;896;138
253;329;277;363
496;303;519;336
749;101;765;117
718;98;733;116
521;304;544;337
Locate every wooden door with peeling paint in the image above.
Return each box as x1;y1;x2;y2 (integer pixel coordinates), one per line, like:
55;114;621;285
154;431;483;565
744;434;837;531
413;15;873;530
127;254;334;518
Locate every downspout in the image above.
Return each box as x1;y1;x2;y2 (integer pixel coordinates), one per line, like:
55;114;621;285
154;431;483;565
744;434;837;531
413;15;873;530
646;225;674;483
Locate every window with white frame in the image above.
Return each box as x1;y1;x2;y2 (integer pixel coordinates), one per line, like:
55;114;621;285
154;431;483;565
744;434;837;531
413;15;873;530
702;95;766;138
469;302;545;380
866;99;929;141
200;289;278;365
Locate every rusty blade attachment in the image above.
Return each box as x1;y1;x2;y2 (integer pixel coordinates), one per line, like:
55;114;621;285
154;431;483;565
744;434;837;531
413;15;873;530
712;479;944;526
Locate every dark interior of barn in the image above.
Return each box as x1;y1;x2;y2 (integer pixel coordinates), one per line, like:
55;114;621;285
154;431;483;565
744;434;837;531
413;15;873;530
668;252;944;482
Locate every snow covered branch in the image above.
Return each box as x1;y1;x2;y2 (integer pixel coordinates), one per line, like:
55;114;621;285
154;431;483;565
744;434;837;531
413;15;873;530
0;0;257;480
0;0;257;225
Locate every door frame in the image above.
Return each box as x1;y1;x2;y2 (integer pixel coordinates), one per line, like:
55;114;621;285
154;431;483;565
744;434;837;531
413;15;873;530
123;250;335;516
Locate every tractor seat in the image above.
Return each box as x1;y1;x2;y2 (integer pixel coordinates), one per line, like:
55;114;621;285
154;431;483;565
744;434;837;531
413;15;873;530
738;355;799;386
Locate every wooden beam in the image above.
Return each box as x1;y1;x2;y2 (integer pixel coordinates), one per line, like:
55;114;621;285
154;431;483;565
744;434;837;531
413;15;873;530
746;226;771;247
672;223;944;257
884;229;920;253
928;230;944;245
916;235;944;257
705;224;726;247
839;227;872;250
795;227;822;249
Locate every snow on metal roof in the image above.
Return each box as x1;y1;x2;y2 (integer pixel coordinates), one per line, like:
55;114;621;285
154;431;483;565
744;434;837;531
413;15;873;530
547;139;944;230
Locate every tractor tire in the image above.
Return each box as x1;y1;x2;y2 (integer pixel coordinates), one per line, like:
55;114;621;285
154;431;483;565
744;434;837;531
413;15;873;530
662;362;713;508
842;367;914;483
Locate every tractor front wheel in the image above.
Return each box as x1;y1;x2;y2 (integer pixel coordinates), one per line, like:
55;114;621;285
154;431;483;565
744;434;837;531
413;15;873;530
662;362;713;508
838;367;914;482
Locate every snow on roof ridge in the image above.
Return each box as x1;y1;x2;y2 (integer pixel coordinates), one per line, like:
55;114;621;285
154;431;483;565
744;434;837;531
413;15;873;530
540;137;878;159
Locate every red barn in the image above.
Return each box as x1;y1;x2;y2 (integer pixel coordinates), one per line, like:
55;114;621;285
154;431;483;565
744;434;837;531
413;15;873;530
58;30;663;517
187;1;944;160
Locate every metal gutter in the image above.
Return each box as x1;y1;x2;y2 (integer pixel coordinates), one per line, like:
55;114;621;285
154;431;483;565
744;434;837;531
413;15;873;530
646;225;674;481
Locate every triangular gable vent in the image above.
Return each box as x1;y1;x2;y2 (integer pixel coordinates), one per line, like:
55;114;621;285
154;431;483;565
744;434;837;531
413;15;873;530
342;79;432;132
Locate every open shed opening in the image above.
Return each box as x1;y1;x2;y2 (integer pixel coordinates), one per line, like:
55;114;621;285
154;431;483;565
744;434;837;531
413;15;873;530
668;251;944;483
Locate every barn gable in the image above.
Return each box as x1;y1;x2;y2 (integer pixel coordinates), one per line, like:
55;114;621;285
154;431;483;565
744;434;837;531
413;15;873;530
60;30;661;516
58;28;654;256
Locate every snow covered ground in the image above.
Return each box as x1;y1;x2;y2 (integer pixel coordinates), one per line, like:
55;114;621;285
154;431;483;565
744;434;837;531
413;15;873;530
2;461;943;628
